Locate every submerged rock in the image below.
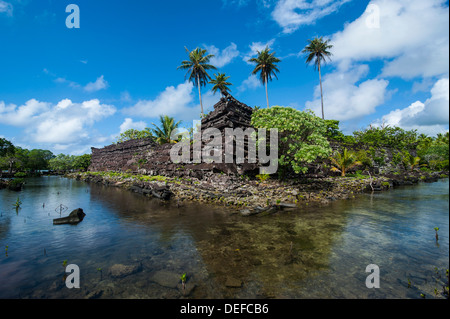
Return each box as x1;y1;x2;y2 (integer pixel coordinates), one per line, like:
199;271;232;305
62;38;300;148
53;208;86;225
225;277;242;288
150;270;180;288
109;263;142;278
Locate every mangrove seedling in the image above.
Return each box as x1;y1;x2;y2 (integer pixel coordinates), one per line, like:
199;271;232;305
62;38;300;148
97;268;103;281
13;197;22;210
434;227;439;241
61;260;68;282
180;273;187;292
407;278;411;288
5;245;8;257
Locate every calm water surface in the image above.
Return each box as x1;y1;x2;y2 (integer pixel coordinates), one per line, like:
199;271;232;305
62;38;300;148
0;176;448;299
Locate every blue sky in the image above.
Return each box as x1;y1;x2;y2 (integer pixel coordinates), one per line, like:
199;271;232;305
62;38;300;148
0;0;449;155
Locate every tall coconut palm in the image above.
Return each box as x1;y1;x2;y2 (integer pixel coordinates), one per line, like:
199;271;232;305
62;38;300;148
151;115;182;145
209;73;232;96
177;47;217;116
302;36;333;120
248;46;281;109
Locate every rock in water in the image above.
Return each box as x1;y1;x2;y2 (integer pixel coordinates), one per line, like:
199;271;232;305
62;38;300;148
53;208;86;225
109;263;141;278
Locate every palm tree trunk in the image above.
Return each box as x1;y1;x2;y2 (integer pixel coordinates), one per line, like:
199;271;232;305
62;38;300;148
197;74;203;116
265;74;269;108
318;60;324;119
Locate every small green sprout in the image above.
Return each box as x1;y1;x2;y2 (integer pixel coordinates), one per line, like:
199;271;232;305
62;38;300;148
434;227;439;241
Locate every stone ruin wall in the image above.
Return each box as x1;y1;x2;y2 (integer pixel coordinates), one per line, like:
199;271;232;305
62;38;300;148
89;94;260;179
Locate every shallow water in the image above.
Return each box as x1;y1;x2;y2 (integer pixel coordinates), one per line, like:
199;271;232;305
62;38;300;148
0;176;448;299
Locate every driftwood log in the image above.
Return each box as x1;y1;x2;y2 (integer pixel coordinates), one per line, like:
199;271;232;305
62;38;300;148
53;208;86;225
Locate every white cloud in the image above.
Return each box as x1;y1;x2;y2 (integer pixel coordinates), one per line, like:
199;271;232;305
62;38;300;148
243;39;276;64
374;78;449;135
84;75;109;92
330;0;449;79
120;91;132;102
0;98;116;145
205;43;240;68
0;99;50;126
272;0;351;33
0;0;12;16
305;64;390;120
119;118;147;133
123;82;195;119
123;82;220;122
238;74;262;92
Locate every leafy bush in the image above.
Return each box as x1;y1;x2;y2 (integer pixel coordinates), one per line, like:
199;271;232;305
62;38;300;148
430;160;449;171
7;178;24;190
353;126;418;149
251;107;332;174
14;172;27;178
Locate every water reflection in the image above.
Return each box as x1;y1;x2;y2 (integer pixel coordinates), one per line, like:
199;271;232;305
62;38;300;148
0;177;448;299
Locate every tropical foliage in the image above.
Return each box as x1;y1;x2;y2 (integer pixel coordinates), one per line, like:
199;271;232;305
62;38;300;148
0;138;91;174
209;73;232;96
352;125;418;149
251;106;331;174
302;37;333;119
115;128;153;144
417;132;449;170
178;47;217;115
248;46;281;109
48;154;91;172
150;115;182;145
329;148;362;177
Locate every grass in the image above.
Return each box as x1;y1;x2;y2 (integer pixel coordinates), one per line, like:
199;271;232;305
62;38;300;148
84;171;169;183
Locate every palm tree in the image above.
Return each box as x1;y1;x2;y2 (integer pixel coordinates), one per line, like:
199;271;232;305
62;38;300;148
403;154;425;171
330;148;362;177
209;73;232;96
177;47;217;116
151;115;182;145
302;36;333;119
248;46;281;109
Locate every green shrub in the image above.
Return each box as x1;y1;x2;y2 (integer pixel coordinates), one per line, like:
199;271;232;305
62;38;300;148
374;157;385;166
251;107;331;174
14;172;27;178
256;174;270;182
7;178;24;190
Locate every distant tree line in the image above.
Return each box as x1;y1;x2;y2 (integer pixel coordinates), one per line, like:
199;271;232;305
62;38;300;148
0;138;91;175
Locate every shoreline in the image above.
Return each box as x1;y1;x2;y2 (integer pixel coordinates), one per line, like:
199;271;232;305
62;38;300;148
66;170;449;216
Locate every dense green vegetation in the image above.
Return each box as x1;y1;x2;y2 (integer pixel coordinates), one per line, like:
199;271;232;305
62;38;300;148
115;115;182;145
0;137;91;175
251;106;331;174
115;128;153;144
